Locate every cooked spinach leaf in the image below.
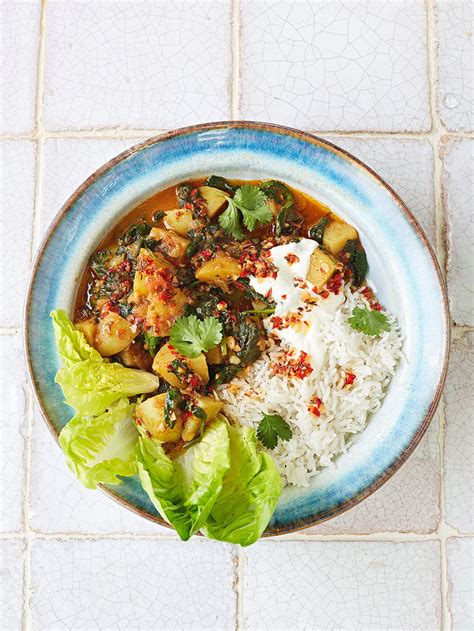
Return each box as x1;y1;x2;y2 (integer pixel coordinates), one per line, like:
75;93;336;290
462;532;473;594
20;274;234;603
205;175;235;196
309;216;330;244
344;239;368;286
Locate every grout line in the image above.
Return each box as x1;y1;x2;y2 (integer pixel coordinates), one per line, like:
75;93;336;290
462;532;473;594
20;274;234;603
1;130;473;142
21;389;34;631
231;0;241;119
11;528;473;542
426;1;453;629
22;2;48;629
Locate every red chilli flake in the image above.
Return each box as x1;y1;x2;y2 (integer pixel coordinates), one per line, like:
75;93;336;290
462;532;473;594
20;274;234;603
308;396;323;417
284;253;300;265
326;271;343;295
345;372;356;387
272;350;313;379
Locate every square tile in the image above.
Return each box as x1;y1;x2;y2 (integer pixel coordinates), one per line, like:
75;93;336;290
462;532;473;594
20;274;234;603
0;336;26;533
0;1;40;134
30;406;172;535
436;0;474;131
0;141;36;327
39;137;147;235
30;539;236;630
444;138;474;326
240;0;430;131
0;540;24;630
43;1;231;130
444;332;474;533
447;538;474;630
243;541;441;630
326;137;436;243
305;413;440;534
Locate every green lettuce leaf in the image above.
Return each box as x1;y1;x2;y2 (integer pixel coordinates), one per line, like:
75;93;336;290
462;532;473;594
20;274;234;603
136;419;230;540
51;309;103;366
55;359;160;416
59;398;138;489
202;425;282;546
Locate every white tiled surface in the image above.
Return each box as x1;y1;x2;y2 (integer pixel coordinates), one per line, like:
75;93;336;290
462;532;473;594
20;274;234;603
444;138;474;326
43;1;232;130
30;539;236;630
240;0;431;131
447;538;474;630
2;0;473;629
243;541;441;630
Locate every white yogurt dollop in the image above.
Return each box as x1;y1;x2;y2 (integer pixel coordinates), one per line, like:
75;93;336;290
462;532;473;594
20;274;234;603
248;238;344;373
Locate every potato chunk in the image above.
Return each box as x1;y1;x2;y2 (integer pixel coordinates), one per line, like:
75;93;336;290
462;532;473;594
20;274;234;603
133;249;174;299
181;395;224;442
145;290;188;337
164;209;195;237
135;394;183;443
195;253;242;287
95;311;137;357
307;248;337;292
75;317;97;347
206;345;224;365
152;343;209;387
118;342;153;371
149;227;190;261
199;186;228;217
323;221;358;255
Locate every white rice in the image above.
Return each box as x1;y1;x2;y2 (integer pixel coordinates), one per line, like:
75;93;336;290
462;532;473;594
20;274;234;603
217;284;403;487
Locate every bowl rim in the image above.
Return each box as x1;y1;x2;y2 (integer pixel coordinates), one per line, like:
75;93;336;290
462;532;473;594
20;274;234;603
24;120;451;536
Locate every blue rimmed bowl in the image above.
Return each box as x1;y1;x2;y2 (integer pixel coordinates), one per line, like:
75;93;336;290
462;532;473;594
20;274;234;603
25;122;449;535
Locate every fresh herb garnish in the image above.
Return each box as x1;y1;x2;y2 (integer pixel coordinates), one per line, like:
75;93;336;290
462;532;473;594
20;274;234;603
344;240;368;286
164;388;183;428
169;315;223;358
348;306;391;336
256;413;292;450
219;184;272;240
309;216;330;244
144;332;163;357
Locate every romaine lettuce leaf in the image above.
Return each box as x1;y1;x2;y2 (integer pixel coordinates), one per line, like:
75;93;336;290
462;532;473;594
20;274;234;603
136;419;230;540
202;425;282;546
51;309;103;366
55;359;160;416
59;398;138;489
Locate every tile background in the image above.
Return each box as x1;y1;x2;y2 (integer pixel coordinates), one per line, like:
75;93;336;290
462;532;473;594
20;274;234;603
0;0;472;629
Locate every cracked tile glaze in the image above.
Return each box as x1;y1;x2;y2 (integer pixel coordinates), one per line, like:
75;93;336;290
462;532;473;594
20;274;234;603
0;1;40;134
240;0;430;131
447;537;474;630
43;1;231;130
444;138;474;326
0;540;24;631
0;141;36;327
0;336;26;533
444;332;474;533
243;540;441;630
30;539;236;630
26;123;448;534
436;0;474;131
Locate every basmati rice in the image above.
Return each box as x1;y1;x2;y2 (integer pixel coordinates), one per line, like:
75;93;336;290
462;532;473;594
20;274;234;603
217;284;403;487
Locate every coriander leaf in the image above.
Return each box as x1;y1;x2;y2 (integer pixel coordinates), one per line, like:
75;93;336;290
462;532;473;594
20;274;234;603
219;184;270;238
218;202;244;240
170;315;223;358
348;306;391;336
256;413;292;450
240;202;272;231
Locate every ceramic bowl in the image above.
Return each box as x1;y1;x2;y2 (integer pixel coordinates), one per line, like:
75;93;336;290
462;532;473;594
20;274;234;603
25;122;449;535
